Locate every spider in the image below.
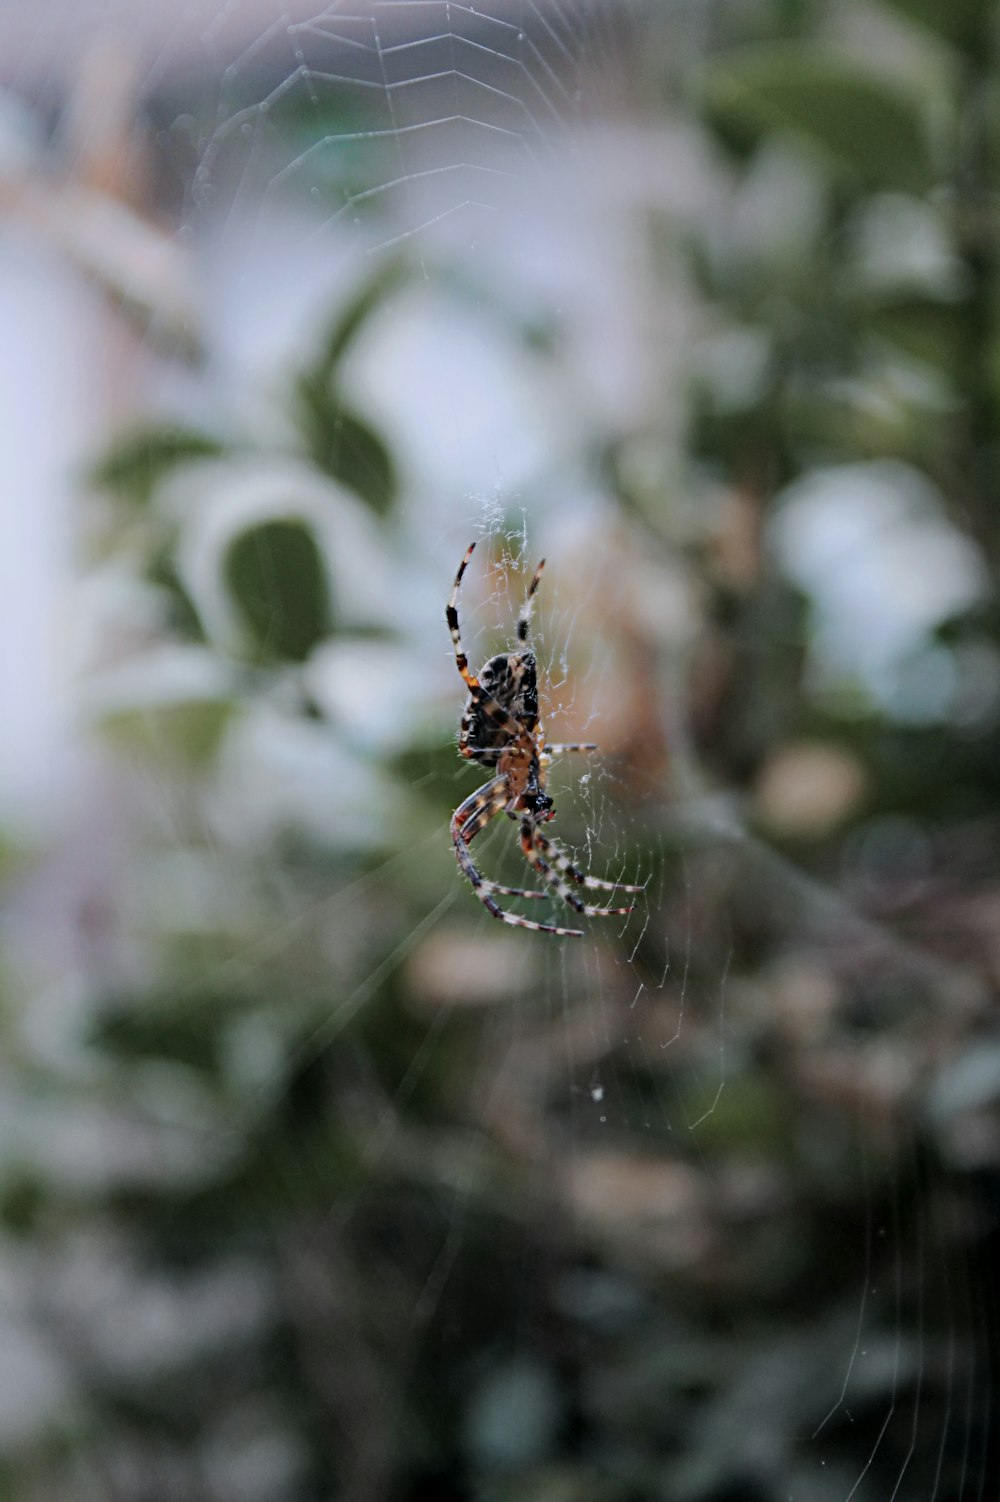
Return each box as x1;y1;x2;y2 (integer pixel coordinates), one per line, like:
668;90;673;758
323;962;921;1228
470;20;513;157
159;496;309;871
446;541;642;936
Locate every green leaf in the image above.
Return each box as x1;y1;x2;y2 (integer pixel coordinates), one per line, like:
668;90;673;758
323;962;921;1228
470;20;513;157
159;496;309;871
703;48;934;195
90;426;224;505
324;407;395;516
223;517;333;663
314;258;409;373
866;294;962;369
0;1177;44;1236
291;265;404;514
102;697;235;766
91;993;231;1072
877;0;990;50
146;545;206;641
293;377;397;515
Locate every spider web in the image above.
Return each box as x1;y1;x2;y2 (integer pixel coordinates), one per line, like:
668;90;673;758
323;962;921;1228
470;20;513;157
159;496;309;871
439;517;993;1502
0;1;995;1499
198;0;610;241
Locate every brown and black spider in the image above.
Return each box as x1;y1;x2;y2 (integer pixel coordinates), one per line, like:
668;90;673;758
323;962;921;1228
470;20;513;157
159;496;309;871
446;541;642;936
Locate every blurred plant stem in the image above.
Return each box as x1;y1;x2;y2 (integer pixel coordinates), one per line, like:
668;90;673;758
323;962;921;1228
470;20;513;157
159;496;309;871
954;12;1000;566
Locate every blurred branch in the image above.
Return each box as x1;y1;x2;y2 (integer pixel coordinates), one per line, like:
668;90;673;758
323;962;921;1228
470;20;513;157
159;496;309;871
951;13;1000;565
0;39;201;361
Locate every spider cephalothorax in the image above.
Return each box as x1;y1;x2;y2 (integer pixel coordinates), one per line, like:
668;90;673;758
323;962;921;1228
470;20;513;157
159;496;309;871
446;541;642;937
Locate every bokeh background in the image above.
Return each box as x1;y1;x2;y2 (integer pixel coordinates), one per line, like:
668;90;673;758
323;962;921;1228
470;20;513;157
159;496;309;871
1;0;999;1498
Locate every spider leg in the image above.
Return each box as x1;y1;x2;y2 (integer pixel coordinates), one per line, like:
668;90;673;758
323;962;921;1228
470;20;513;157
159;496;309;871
452;781;583;936
545;743;598;755
458;795;549;899
516;556;545;644
533;827;646;895
447;542;530;753
446;542;478;692
520;824;639;918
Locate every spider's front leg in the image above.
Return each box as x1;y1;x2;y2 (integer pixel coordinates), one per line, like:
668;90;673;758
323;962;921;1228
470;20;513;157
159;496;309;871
447;544;531;755
516;556;545;644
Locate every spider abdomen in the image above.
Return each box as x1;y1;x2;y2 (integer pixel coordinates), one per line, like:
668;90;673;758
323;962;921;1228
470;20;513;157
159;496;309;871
461;650;538;762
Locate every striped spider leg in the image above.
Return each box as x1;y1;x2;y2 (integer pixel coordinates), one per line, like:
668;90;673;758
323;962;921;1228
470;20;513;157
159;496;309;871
451;779;585;937
447;541;541;761
520;823;646;918
446;541;642;936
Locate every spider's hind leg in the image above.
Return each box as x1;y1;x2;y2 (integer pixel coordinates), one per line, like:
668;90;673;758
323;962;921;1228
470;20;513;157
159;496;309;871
459;799;548;900
534;828;646;895
521;826;641;918
452;781;583;936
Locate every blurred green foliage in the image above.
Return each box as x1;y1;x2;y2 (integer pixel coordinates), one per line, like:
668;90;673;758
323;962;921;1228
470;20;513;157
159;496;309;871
4;2;1000;1500
224;518;333;662
90;427;226;506
704;49;934;192
291;259;406;514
